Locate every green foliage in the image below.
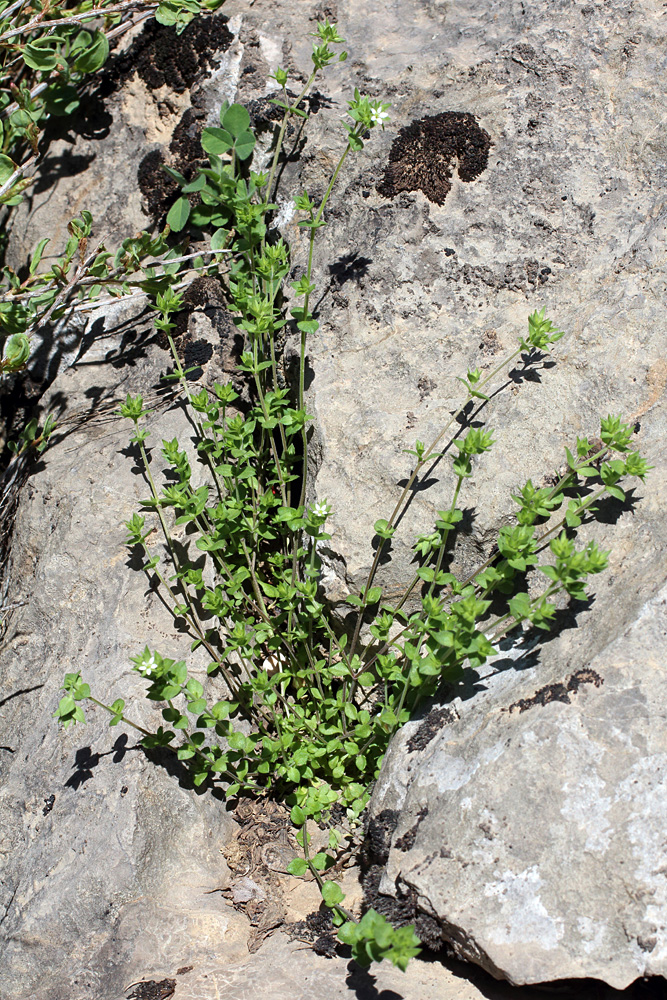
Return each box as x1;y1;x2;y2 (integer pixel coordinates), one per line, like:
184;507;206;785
48;21;650;973
7;411;56;454
338;911;422;971
0;0;226;207
0;218;222;385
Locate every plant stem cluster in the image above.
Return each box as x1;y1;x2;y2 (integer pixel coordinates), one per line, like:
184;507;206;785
54;21;650;970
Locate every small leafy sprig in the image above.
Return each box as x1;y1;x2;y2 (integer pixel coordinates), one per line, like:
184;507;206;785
0;214;224;377
0;0;226;205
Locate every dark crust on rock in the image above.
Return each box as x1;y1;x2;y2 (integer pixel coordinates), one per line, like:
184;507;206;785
406;705;458;752
361;866;443;952
112;15;233;93
246;91;331;136
126;981;176;1000
154;276;227;350
138;107;206;221
508;668;603;714
394;806;429;852
285;908;337;958
378;111;491;206
362;808;400;866
137;148;177;219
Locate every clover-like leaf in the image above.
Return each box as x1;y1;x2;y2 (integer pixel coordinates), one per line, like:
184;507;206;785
166;196;191;232
222;104;251;137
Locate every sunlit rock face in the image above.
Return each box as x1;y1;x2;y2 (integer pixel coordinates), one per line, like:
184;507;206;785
2;0;667;995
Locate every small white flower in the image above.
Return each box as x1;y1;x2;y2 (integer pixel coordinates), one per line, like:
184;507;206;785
370;109;389;126
137;653;158;678
312;500;331;519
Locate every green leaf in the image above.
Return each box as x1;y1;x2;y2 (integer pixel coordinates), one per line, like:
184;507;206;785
201;127;233;156
29;237;50;275
43;85;80;117
222;104;251;137
373;518;395;539
233;130;256;161
210;228;228;251
290;804;306;826
166;197;191;232
287;857;308;876
73;30;109;73
321;880;344;907
0;154;16;185
357;671;374;687
297;319;319;335
161;164;188;185
3;333;30;369
23;38;59;71
155;1;178;25
181;173;206;193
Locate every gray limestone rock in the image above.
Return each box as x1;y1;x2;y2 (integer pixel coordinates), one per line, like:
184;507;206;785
0;299;241;1000
270;0;667;989
370;584;667;989
2;0;667;994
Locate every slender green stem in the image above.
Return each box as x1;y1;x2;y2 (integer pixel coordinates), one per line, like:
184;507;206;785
300;821;355;922
428;475;464;596
348;345;526;661
252;371;288;505
264;73;317;211
88;696;153;737
166;333;226;502
485;583;561;646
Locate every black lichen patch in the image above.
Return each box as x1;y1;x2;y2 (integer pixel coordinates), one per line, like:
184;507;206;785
406;705;458;753
508;668;603;714
138;107;206;221
112;14;233;93
245;96;286;131
137;148;177;219
126;981;176;1000
154;276;247;391
361;809;400;867
169;106;207;165
285;908;337;957
246;91;331;138
154;275;224;351
361;867;443;952
394;806;428;852
183;339;214;372
378;112;491;206
178;274;226;314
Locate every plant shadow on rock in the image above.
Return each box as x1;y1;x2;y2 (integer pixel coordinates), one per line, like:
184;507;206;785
64;731;225;797
0;302;157;471
27;149;99;200
390;350;557;538
65;733;137;790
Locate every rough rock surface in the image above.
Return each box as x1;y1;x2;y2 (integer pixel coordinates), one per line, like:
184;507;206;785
370;583;667;989
0;299;239;1000
1;0;667;996
272;0;667;990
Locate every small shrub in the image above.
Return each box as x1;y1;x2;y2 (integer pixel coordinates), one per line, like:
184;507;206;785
53;19;651;968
